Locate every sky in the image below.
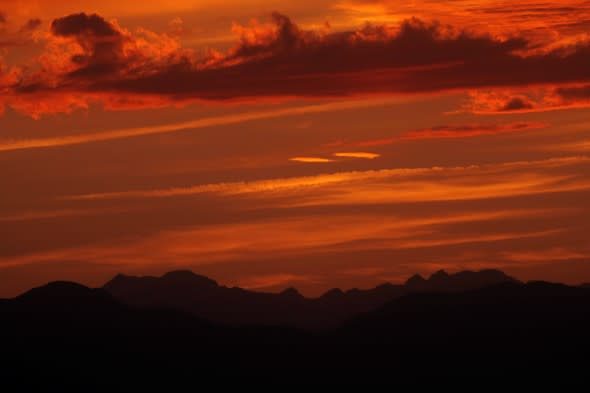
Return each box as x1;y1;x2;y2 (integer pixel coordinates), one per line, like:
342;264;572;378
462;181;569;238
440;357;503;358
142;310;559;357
1;0;589;296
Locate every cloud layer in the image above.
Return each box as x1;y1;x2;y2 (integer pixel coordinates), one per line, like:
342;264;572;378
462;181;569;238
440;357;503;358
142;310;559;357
3;11;590;116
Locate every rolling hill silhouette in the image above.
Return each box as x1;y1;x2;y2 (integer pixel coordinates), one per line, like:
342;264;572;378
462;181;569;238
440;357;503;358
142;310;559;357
103;269;518;328
2;269;590;389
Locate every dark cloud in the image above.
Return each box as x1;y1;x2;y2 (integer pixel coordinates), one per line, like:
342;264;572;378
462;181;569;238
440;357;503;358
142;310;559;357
500;97;535;111
95;15;589;98
50;13;127;77
19;18;42;33
229;12;305;59
555;85;590;100
7;12;590;116
51;13;119;37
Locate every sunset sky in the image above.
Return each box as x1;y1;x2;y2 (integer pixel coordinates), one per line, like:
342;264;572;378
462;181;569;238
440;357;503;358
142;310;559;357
1;0;589;296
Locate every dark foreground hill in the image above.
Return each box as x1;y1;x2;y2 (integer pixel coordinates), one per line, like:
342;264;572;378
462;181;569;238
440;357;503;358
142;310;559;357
103;269;518;328
2;272;590;389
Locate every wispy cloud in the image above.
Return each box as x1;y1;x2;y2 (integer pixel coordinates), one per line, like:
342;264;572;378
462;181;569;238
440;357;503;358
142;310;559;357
61;156;590;203
502;248;590;262
333;152;380;159
0;207;126;222
237;273;317;290
290;157;334;163
550;139;590;152
0;98;399;152
0;208;558;269
355;122;546;146
401;122;546;140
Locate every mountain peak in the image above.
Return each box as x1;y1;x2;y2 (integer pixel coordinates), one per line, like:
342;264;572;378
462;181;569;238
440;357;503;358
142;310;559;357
320;288;345;300
16;281;117;310
161;270;219;287
19;281;93;298
98;268;521;328
429;270;450;281
103;270;219;299
281;287;303;298
405;274;427;287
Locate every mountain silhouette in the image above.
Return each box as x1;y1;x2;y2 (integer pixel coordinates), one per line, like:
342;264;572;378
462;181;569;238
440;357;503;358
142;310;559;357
335;281;590;375
3;271;590;389
404;268;519;292
0;280;310;390
11;281;121;312
103;268;518;328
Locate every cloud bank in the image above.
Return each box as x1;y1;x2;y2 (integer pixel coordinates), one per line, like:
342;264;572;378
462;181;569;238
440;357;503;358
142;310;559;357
3;12;590;117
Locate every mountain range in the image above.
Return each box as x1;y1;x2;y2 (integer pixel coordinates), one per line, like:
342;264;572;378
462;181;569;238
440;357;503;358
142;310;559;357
103;268;518;328
2;269;590;389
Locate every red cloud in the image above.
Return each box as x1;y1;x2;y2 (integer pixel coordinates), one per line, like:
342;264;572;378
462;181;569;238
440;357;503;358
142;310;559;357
0;11;41;49
353;122;545;146
499;97;534;112
50;13;127;77
463;86;590;114
556;85;590;101
401;122;546;140
19;18;42;33
5;12;590;117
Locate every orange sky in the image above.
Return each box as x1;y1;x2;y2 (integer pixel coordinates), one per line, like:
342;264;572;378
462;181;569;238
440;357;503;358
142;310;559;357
1;0;589;296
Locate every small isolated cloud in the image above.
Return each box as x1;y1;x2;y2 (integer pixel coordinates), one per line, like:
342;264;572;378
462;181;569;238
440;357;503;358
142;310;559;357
333;152;380;159
168;17;187;36
19;18;42;33
500;96;534;111
290;156;334;163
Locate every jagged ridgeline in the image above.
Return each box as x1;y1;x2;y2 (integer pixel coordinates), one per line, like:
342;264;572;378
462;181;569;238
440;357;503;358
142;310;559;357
3;269;590;388
101;269;519;328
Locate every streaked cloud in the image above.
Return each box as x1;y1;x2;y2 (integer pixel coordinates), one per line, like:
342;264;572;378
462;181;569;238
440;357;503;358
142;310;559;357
61;156;590;203
557;140;590;152
356;122;545;146
502;248;590;262
401;122;546;140
333;152;380;159
0;98;397;152
461;88;590;114
290;157;334;163
0;208;557;268
338;0;590;47
237;273;318;290
0;207;126;222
